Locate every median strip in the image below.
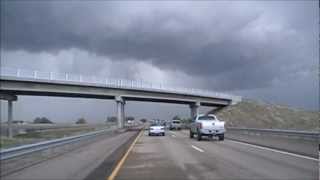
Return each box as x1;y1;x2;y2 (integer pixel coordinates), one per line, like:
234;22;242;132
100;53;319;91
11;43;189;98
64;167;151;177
107;129;144;180
191;145;204;152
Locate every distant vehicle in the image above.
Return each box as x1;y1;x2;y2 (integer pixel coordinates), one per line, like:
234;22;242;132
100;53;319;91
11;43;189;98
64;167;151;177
189;114;225;141
169;120;182;130
127;120;134;125
165;121;171;129
148;123;165;136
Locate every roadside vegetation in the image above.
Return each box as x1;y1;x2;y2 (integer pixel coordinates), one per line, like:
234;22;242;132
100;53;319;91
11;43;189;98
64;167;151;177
0;117;115;149
33;117;54;124
210;99;319;131
76;118;87;124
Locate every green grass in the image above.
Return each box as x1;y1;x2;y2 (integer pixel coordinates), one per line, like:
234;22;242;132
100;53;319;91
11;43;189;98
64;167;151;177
0;125;110;149
0;135;44;149
0;137;18;149
15;132;42;138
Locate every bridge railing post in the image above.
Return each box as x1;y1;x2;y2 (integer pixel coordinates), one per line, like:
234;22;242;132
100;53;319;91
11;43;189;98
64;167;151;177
49;72;53;80
34;70;37;79
17;69;21;77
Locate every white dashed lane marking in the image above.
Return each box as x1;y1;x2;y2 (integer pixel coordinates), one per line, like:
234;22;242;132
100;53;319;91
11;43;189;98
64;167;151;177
191;145;204;152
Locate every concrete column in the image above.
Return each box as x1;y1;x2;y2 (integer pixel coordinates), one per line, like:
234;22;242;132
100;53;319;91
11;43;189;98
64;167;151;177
116;101;123;129
0;94;17;138
121;101;126;128
7;100;13;138
115;96;125;129
190;102;200;120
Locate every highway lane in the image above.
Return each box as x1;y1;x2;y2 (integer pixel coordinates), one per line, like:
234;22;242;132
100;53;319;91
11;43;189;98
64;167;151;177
116;130;318;180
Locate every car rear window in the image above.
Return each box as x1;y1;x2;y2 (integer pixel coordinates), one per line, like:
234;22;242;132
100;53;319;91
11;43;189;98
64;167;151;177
173;121;180;124
198;116;216;120
151;123;160;126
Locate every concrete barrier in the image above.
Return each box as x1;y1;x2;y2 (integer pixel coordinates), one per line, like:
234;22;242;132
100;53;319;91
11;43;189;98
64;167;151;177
225;128;319;158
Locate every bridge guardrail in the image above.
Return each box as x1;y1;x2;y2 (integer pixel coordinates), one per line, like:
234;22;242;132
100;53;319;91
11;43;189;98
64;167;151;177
0;127;116;160
0;67;242;103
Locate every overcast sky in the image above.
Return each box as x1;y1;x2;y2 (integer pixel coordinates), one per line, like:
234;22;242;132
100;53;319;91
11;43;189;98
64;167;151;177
0;1;318;123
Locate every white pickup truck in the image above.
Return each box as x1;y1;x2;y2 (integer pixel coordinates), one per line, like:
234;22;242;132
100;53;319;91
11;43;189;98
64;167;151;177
189;114;225;141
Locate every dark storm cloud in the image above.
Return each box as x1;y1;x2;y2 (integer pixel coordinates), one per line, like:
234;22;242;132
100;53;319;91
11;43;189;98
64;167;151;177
1;1;318;91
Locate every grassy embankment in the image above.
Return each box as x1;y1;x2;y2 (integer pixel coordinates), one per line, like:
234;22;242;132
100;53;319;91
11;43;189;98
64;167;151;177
210;99;319;131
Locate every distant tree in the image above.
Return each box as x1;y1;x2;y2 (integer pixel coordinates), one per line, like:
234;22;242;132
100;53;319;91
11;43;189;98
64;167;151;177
140;118;147;123
107;116;117;123
33;117;53;124
172;115;181;120
33;117;41;123
76;118;87;124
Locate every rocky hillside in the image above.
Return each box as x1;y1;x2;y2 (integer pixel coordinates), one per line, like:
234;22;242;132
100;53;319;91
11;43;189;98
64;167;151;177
209;100;319;131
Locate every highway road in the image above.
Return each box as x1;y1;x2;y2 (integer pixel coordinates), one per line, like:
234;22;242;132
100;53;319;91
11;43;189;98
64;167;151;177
2;129;318;180
116;130;318;180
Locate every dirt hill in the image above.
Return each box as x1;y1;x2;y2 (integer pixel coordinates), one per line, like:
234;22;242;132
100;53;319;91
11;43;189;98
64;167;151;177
209;100;319;131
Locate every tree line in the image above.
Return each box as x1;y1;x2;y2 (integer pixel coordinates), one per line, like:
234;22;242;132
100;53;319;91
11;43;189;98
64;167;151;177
32;117;87;124
30;116;150;124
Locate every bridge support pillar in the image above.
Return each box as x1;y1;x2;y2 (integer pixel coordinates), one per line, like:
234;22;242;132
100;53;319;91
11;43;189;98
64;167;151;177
7;100;13;138
115;96;125;129
190;102;200;120
0;94;17;138
121;100;125;128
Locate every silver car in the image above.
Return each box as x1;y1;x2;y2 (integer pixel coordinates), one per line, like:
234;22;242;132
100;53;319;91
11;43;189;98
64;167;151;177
169;120;182;130
148;123;165;136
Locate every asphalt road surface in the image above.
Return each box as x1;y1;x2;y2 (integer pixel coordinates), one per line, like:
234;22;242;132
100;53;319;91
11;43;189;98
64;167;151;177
116;130;318;180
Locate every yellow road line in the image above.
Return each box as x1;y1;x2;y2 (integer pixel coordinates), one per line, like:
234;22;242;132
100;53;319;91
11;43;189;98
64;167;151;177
107;129;144;180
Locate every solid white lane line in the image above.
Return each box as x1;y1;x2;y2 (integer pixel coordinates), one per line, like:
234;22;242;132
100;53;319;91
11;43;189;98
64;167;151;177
191;145;204;152
228;140;318;162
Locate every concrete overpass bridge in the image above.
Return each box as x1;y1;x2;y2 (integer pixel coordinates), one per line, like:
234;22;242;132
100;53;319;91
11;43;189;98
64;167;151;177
0;67;241;137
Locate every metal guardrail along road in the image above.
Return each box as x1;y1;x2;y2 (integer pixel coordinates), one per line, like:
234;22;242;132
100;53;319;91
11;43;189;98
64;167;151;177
0;128;115;160
227;127;319;139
